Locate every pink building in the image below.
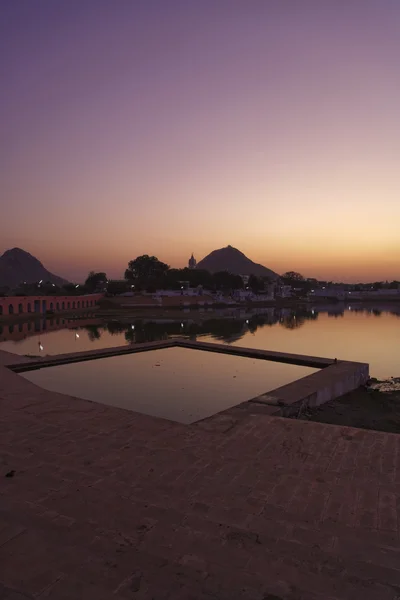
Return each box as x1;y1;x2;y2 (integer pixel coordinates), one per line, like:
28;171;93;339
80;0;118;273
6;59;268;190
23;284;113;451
0;294;103;318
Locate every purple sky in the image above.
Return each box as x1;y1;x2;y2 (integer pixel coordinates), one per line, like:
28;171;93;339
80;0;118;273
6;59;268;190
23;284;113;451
1;0;400;282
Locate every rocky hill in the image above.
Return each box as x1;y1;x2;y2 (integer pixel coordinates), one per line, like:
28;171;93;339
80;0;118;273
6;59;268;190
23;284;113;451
197;245;278;278
0;248;68;289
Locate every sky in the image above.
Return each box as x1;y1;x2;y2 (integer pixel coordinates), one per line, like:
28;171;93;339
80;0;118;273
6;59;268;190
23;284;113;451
1;0;400;283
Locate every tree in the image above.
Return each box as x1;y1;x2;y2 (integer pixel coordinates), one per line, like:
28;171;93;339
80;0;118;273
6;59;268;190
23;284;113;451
85;271;107;292
280;271;312;293
62;283;82;295
107;280;129;295
213;271;243;291
281;271;305;282
162;268;186;290
248;274;263;292
125;255;169;285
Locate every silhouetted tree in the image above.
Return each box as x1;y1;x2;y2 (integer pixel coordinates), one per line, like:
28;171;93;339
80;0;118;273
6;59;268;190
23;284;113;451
281;271;313;293
107;280;129;295
62;283;82;295
281;271;305;282
248;274;263;292
125;255;169;286
85;271;107;292
213;271;243;291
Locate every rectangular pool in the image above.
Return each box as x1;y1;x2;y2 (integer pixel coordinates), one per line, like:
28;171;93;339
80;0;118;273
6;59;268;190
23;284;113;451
20;347;318;423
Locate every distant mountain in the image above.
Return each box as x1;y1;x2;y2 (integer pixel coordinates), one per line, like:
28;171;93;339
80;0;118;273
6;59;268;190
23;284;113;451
0;248;68;289
196;245;278;278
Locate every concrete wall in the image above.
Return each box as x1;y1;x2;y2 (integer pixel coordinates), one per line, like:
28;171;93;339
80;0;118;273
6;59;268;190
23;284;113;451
249;360;369;417
6;339;369;418
0;294;103;318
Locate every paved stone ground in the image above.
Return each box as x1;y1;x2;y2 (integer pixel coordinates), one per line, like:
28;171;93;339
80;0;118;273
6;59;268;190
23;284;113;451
1;356;400;599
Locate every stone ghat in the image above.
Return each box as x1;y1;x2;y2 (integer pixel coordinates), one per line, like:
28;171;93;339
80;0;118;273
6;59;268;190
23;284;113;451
1;345;391;600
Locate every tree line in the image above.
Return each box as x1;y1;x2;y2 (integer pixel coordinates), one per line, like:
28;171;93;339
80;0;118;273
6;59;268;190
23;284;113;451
11;252;397;297
89;254;280;295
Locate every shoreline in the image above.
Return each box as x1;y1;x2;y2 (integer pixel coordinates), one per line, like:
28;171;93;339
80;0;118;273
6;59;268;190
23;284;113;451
1;295;400;324
0;298;314;324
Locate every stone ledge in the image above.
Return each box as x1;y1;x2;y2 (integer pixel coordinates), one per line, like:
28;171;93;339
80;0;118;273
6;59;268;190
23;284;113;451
2;339;369;421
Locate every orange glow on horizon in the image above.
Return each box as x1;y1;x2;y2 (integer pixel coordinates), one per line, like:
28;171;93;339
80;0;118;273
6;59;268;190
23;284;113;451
1;2;400;284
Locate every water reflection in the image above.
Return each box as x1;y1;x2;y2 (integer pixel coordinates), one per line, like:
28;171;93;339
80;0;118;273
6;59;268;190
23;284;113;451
1;305;400;348
21;348;317;424
1;303;400;377
85;325;102;341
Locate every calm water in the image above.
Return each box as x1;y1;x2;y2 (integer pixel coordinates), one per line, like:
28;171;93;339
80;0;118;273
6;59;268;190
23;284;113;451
21;347;317;423
1;304;399;378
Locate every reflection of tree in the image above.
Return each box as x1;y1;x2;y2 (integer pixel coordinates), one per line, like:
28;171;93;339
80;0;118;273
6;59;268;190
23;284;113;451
277;308;317;330
98;308;320;344
199;319;247;343
84;325;102;341
124;328;169;344
279;316;306;330
106;321;126;335
124;330;135;344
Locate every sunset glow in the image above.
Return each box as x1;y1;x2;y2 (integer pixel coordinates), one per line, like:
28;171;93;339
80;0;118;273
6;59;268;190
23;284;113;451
1;1;399;282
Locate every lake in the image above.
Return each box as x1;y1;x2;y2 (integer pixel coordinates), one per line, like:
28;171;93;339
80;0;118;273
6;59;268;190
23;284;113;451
20;347;317;423
1;303;399;378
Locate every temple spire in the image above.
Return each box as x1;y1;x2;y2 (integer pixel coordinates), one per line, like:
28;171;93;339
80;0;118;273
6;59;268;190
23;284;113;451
188;253;197;269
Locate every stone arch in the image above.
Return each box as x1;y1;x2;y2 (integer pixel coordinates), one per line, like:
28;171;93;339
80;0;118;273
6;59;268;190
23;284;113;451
18;303;23;314
8;304;14;315
27;303;32;313
50;302;54;310
62;302;65;310
72;302;76;309
56;302;60;311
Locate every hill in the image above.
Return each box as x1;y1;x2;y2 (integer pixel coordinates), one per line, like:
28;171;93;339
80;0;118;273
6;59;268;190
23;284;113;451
0;248;68;289
196;245;278;278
